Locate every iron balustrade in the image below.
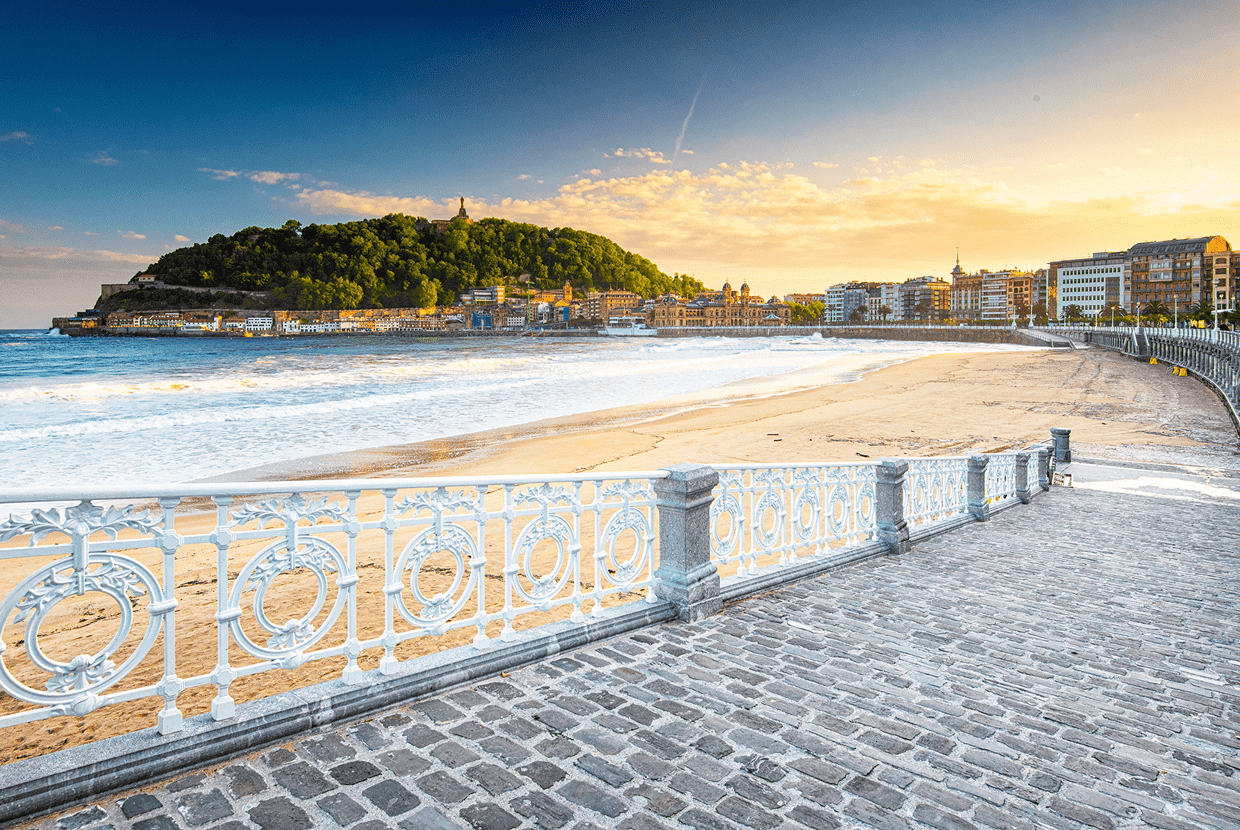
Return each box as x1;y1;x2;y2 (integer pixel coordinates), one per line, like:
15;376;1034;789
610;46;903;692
709;463;878;578
0;449;1051;741
0;473;664;735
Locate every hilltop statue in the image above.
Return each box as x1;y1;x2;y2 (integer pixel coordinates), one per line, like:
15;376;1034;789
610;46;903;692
457;197;469;219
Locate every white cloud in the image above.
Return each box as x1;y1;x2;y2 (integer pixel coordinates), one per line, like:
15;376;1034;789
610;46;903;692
682;150;694;155
4;245;155;265
84;231;98;236
607;148;671;164
812;162;839;169
199;168;241;180
0;218;25;233
119;230;147;240
517;174;531;180
174;234;191;242
92;151;118;166
248;170;300;185
1;131;33;143
49;225;64;231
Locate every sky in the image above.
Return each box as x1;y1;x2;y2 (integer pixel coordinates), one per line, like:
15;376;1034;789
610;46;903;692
4;0;1240;329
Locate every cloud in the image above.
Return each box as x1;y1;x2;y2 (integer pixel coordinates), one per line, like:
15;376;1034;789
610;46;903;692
248;170;300;185
1;131;33;143
0;218;25;233
517;174;531;180
606;148;671;164
199;168;241;180
681;150;694;155
92;151;118;166
813;162;839;169
174;234;191;242
84;231;98;236
673;77;705;168
49;225;64;231
119;230;146;240
4;246;155;265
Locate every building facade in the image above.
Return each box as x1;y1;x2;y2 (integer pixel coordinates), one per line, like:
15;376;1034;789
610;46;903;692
1125;236;1230;315
1048;252;1125;320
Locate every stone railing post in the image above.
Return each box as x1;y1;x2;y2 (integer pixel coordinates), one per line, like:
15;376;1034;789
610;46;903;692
967;454;989;521
875;460;911;555
1015;452;1031;504
1036;446;1049;490
654;464;721;621
1050;427;1071;463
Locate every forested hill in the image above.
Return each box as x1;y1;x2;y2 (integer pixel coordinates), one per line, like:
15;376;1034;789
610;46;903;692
129;214;703;310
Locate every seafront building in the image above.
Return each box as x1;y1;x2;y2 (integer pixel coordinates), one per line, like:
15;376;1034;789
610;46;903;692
650;282;791;328
1046;235;1234;320
1047;251;1126;321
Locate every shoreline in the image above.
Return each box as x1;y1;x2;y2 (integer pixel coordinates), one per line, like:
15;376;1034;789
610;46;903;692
207;347;1240;485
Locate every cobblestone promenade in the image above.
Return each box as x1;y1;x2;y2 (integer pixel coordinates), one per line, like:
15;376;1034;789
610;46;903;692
15;472;1240;830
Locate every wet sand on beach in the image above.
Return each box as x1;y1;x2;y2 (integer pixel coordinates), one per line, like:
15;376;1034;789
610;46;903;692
3;346;1236;764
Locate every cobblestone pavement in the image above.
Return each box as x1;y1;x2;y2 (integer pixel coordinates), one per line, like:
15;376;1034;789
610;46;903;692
16;478;1240;830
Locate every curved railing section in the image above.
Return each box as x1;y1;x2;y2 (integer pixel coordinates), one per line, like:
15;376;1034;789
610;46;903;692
1047;325;1240;433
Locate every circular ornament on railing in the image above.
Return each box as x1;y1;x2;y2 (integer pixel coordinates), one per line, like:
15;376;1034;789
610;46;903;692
910;470;929;519
511;515;576;605
754;489;786;551
710;490;743;559
226;536;347;659
599;506;651;587
792;484;821;543
855;475;877;531
394;523;480;627
0;554;164;708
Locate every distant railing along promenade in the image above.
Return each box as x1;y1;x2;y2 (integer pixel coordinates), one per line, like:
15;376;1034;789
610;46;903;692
0;442;1058;821
1049;324;1240;433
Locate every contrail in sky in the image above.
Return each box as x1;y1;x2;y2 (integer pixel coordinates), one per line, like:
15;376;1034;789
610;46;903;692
673;76;706;169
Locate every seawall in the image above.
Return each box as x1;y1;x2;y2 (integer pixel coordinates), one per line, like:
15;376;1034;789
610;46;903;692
656;325;1058;347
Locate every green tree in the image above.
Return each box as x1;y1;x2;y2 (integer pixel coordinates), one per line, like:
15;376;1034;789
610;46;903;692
1140;300;1170;326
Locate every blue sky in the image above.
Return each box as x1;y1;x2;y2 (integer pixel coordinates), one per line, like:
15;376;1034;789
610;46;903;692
4;1;1240;328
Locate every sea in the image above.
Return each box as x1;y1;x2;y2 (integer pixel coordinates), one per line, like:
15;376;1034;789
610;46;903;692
0;330;1032;493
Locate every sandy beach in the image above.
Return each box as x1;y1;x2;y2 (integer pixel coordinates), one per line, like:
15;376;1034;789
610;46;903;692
224;343;1239;480
2;344;1236;764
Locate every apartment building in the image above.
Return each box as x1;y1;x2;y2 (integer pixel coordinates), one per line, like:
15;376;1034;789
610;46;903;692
899;277;950;321
1048;252;1126;319
1125;236;1229;314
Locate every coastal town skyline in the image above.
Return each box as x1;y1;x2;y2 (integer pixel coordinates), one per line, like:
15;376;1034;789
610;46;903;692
4;0;1240;329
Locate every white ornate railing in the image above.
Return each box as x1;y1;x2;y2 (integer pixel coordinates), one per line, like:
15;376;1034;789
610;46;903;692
709;464;878;577
0;445;1053;763
0;473;664;736
985;453;1019;505
903;457;969;527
